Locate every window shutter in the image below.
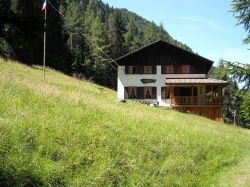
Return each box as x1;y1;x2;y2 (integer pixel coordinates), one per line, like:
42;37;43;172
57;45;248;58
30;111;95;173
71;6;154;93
137;87;144;99
161;87;165;99
124;87;129;99
133;66;136;74
191;66;195;74
125;66;129;74
177;66;181;74
161;65;166;74
152;66;157;74
152;87;157;99
136;66;144;74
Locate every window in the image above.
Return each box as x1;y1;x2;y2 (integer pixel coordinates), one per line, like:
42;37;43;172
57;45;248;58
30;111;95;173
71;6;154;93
144;66;153;74
174;87;192;96
166;87;170;99
144;87;152;99
128;66;136;74
125;66;136;74
128;87;137;99
125;87;156;100
161;87;170;99
181;65;190;74
166;65;175;74
205;85;212;96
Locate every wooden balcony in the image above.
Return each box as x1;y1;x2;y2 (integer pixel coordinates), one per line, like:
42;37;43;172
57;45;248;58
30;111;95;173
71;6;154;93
171;96;224;106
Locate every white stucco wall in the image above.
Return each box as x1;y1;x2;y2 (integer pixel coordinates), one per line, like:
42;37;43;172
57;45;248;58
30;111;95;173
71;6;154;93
117;65;170;106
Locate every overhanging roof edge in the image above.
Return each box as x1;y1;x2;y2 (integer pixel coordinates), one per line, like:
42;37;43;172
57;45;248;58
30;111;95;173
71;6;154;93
115;39;214;65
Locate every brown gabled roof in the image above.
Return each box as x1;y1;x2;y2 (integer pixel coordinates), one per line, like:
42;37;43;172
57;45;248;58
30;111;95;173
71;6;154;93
116;39;213;66
166;78;227;85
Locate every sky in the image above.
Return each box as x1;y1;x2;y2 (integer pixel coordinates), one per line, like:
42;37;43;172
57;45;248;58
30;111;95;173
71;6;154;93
102;0;249;65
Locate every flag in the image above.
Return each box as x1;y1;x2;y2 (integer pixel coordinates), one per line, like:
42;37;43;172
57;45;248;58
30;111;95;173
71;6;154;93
42;0;47;11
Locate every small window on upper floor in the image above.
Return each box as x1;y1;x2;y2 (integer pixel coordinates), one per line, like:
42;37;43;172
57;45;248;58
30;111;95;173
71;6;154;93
166;65;175;74
181;65;190;74
126;66;136;74
144;66;153;74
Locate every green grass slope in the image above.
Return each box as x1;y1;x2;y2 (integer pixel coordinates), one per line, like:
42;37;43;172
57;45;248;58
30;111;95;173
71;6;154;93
0;59;249;186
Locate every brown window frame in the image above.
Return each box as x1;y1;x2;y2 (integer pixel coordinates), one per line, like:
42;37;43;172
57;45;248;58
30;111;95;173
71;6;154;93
128;87;137;99
128;66;136;74
144;66;153;74
181;65;191;74
166;65;175;74
126;87;156;100
161;87;170;99
144;87;152;99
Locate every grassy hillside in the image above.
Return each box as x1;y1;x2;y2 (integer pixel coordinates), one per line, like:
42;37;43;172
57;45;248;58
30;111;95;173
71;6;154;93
0;59;249;186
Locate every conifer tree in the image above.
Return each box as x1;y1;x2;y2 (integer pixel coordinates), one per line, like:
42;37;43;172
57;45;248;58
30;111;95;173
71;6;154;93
108;11;126;58
63;1;89;76
0;0;193;89
210;60;250;128
232;0;250;43
0;0;11;57
143;21;161;45
124;18;141;52
90;14;114;87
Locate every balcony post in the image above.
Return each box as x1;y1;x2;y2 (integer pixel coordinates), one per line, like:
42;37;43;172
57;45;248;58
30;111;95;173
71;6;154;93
191;85;193;105
212;85;214;104
170;85;173;107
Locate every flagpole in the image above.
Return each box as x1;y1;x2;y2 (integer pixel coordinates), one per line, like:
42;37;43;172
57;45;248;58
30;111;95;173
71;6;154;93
43;5;47;79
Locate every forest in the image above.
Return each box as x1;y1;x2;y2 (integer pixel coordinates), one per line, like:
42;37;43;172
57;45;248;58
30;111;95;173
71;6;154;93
0;0;249;128
0;0;191;88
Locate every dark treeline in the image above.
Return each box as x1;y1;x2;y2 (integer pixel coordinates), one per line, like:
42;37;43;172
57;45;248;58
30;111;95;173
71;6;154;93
0;0;191;88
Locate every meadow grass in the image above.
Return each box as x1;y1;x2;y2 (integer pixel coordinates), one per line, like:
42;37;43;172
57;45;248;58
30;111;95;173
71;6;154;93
0;59;249;186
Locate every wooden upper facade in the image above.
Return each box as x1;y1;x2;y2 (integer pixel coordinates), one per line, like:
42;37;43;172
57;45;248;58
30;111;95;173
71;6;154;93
116;40;213;74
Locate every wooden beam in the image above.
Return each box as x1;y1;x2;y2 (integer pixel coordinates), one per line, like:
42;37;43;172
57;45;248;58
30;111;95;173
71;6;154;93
191;86;193;105
170;85;173;107
212;85;214;104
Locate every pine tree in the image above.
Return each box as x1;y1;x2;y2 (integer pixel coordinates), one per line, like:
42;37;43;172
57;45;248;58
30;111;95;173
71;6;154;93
0;0;193;89
224;61;250;127
143;21;160;45
232;0;250;43
211;61;242;125
124;18;141;52
63;1;89;76
5;0;40;64
210;60;250;128
0;0;11;57
90;14;111;85
108;11;126;58
45;0;68;70
0;0;67;69
90;14;109;61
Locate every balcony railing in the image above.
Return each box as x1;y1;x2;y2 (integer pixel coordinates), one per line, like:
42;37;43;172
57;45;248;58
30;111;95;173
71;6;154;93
171;96;224;106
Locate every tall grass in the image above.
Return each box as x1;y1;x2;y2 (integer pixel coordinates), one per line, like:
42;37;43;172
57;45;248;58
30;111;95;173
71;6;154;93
0;59;249;186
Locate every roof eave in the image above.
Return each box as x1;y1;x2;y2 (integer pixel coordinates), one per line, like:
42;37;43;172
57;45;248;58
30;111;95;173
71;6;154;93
115;39;214;66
